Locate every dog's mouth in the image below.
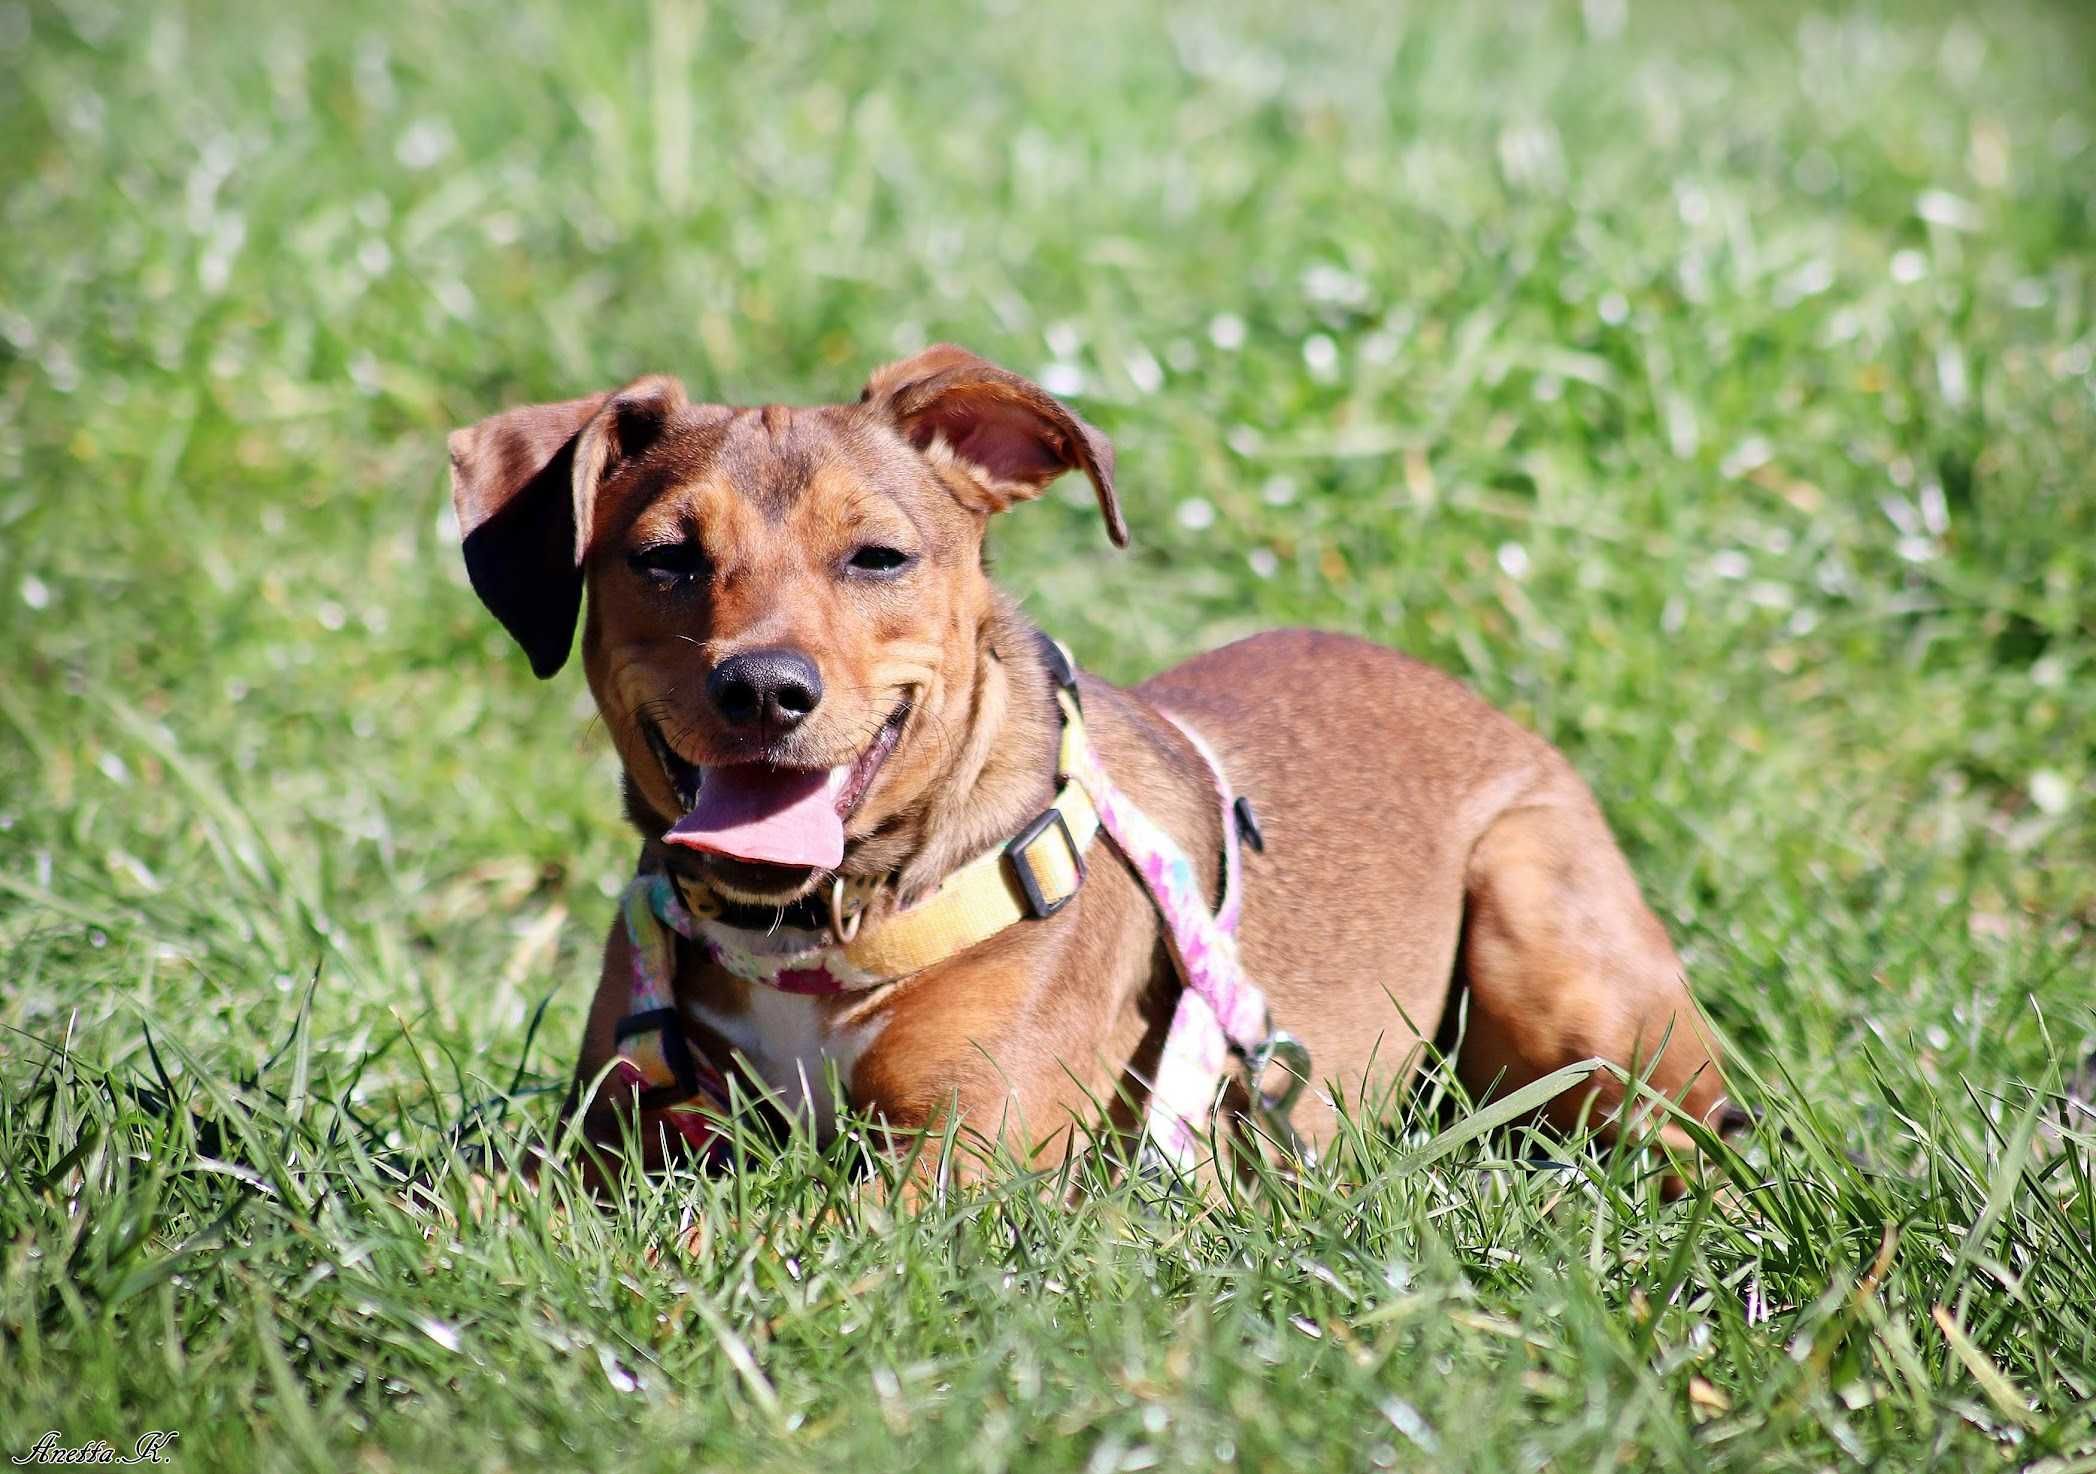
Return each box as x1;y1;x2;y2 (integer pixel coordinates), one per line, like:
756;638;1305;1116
642;698;911;885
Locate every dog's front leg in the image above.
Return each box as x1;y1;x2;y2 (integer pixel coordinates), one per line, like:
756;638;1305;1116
561;915;725;1187
842;939;1163;1187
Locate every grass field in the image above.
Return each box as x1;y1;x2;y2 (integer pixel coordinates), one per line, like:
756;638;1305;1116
4;0;2095;1467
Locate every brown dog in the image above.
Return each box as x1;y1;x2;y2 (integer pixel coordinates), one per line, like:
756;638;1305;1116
448;346;1736;1179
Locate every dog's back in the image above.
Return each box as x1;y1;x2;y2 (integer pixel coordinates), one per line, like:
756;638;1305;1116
1140;630;1730;1152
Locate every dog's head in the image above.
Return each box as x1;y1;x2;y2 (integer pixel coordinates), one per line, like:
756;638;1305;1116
447;346;1125;904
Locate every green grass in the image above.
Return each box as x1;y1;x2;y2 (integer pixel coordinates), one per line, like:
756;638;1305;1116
4;0;2095;1467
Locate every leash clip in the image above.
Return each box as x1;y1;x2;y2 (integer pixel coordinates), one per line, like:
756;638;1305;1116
1241;1030;1312;1156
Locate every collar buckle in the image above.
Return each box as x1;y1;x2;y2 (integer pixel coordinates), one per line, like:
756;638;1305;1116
1005;804;1085;919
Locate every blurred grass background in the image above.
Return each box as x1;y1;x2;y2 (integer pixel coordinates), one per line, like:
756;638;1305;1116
2;0;2094;1469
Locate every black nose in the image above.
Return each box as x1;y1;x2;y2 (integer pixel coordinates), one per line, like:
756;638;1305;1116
707;648;824;730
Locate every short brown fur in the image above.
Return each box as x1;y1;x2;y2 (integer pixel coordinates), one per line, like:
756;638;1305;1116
448;347;1736;1181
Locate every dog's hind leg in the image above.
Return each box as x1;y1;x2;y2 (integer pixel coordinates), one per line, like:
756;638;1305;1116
1452;775;1738;1165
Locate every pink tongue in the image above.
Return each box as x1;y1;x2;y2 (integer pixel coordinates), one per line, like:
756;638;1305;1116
662;765;847;869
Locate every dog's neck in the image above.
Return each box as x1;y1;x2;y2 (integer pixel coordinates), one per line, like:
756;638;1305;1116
889;589;1062;904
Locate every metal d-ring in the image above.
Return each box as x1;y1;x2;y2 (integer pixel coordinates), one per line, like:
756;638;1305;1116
828;875;868;946
1242;1030;1312;1152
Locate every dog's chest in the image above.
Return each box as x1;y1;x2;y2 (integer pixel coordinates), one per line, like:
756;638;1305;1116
684;984;883;1137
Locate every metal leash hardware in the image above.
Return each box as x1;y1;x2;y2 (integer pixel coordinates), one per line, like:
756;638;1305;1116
1239;1029;1313;1157
828;873;880;946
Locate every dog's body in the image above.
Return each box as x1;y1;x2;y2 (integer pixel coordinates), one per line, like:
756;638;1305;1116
449;347;1733;1175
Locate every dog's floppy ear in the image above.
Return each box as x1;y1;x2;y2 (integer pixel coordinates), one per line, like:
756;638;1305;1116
448;376;686;677
861;344;1128;547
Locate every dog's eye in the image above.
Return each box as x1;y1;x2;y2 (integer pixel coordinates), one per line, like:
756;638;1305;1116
846;544;913;575
628;541;706;584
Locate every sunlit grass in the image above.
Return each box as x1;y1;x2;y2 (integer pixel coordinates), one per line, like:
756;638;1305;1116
3;0;2093;1468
